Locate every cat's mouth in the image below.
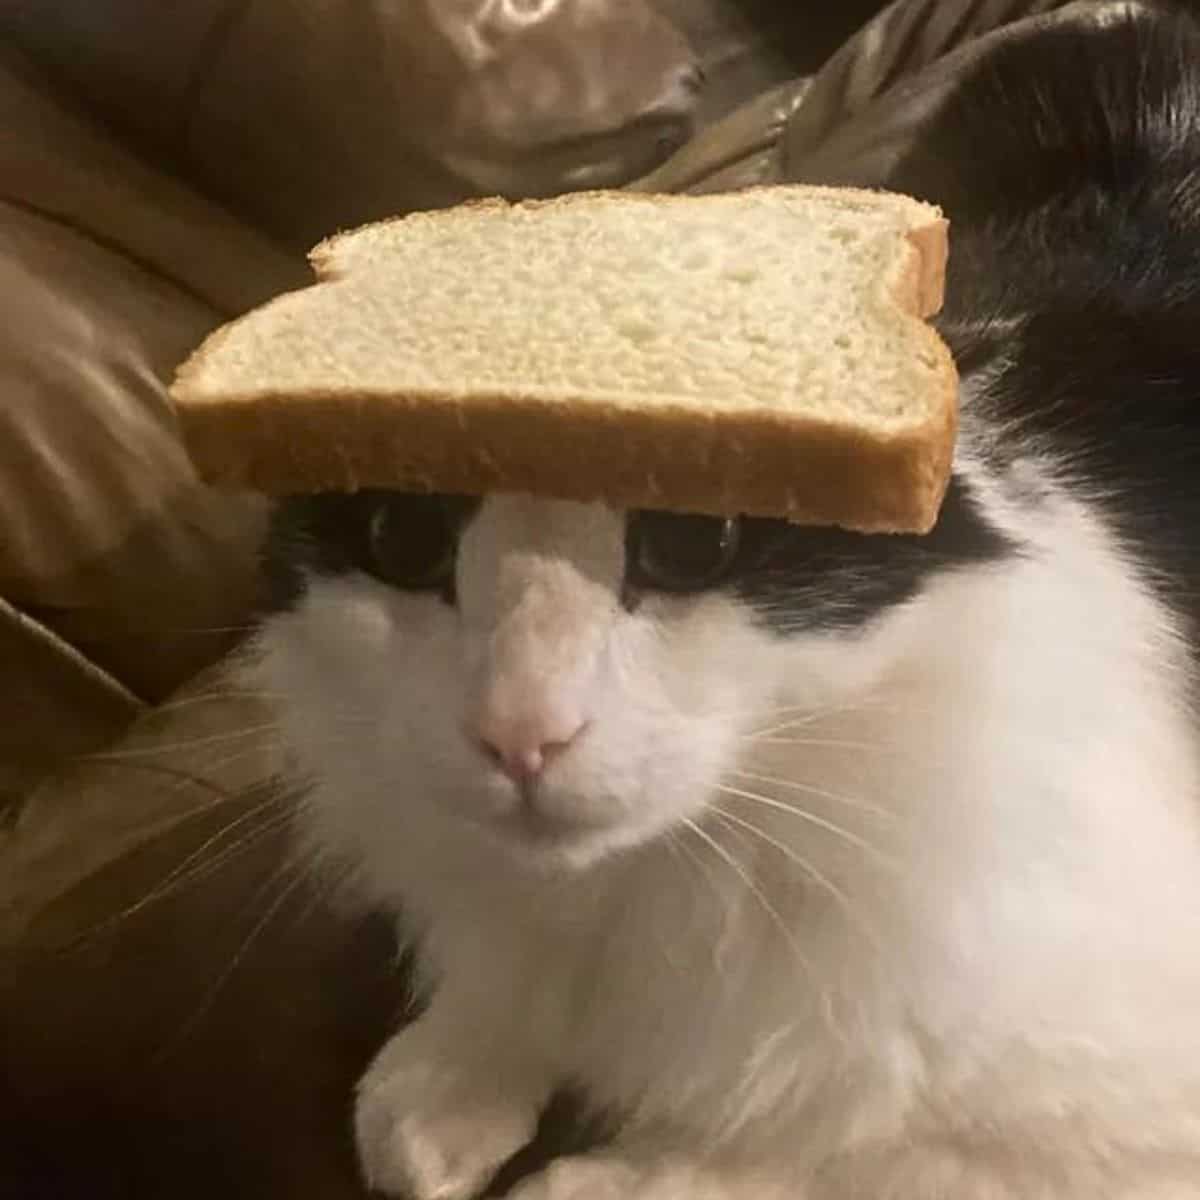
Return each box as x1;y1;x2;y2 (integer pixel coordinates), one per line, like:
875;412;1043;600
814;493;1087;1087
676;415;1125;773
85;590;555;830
468;790;626;866
505;804;586;844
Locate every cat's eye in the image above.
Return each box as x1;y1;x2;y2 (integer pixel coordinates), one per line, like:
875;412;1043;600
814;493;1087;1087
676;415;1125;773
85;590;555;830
628;511;741;594
365;494;465;592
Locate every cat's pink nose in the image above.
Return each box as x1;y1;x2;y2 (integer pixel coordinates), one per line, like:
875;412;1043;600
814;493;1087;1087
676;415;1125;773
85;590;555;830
474;711;586;786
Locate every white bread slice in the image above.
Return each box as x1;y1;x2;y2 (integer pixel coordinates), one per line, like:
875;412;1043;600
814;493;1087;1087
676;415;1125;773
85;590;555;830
171;186;957;533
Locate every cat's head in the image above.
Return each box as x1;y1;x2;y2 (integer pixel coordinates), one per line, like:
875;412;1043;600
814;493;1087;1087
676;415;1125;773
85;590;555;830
255;485;1006;871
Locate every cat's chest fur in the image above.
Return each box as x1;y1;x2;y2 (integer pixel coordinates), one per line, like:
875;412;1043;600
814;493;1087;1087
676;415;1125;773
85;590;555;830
404;814;901;1147
282;530;1200;1159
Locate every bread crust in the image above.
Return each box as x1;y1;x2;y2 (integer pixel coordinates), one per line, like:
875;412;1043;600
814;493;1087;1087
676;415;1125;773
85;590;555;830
172;186;957;533
177;373;956;535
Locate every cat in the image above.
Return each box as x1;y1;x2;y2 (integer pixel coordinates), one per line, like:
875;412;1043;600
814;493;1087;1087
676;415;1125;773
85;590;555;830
249;6;1200;1197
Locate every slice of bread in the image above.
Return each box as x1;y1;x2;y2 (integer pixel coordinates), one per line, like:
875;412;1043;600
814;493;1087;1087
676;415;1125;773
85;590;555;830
171;186;957;533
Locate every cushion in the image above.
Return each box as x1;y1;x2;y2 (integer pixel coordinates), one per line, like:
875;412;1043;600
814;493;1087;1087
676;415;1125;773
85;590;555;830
1;0;701;249
0;49;303;705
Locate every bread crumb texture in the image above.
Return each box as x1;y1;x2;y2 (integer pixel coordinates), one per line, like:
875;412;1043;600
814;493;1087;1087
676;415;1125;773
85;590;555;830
181;190;944;426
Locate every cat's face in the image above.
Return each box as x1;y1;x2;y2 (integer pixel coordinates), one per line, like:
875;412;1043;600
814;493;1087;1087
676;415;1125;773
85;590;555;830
257;486;1006;870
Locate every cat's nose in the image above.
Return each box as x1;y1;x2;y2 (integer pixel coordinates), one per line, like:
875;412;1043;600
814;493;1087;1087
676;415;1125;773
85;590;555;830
474;710;587;786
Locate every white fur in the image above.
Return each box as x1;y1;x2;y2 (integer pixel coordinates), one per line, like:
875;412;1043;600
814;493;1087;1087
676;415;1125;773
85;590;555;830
252;477;1200;1199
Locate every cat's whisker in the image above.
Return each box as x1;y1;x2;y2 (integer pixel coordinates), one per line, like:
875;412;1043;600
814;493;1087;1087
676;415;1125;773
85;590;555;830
660;827;760;978
153;857;315;1063
706;693;924;726
743;733;919;755
700;705;887;746
747;733;912;751
736;705;871;739
131;796;299;910
675;702;824;733
740;737;950;776
656;831;717;970
725;702;831;721
157;767;302;829
707;807;851;908
78;723;284;763
663;827;727;913
115;622;262;637
144;741;293;799
662;827;689;870
707;805;881;955
285;855;355;932
58;793;301;951
749;717;824;739
72;717;372;779
680;815;820;989
148;689;291;716
725;769;893;821
714;783;898;871
76;742;293;808
117;809;296;931
41;749;294;830
190;737;291;773
744;698;944;741
115;695;380;735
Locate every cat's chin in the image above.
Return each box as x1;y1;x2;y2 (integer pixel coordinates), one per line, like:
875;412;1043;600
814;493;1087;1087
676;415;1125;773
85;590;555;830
468;808;648;874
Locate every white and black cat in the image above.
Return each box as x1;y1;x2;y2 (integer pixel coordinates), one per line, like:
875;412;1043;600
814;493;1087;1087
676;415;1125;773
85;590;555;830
251;7;1200;1198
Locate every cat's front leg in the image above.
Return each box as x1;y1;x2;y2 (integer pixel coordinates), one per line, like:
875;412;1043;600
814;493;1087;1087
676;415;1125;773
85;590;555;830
355;1002;553;1200
505;1143;796;1200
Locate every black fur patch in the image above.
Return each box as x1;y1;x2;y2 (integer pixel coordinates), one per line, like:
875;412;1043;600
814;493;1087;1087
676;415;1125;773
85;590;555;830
264;477;1013;636
725;477;1013;635
263;491;479;610
874;3;1200;640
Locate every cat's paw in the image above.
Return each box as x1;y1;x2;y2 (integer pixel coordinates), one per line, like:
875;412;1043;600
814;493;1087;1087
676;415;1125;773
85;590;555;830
506;1156;645;1200
356;1084;536;1199
506;1153;793;1200
354;1029;545;1199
